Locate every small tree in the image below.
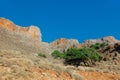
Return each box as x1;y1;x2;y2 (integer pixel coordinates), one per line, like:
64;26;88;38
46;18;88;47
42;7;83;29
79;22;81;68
51;48;103;66
64;48;103;66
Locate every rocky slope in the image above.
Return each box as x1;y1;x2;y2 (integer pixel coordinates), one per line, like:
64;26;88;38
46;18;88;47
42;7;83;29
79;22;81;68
0;18;120;80
0;18;52;54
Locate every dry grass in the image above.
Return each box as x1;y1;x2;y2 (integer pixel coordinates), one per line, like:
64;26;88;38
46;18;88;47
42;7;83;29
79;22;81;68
0;48;120;80
0;49;82;80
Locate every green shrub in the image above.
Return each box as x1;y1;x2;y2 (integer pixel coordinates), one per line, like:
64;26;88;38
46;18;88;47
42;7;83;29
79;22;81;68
90;43;108;49
52;48;103;66
65;48;103;61
38;53;46;58
51;50;65;59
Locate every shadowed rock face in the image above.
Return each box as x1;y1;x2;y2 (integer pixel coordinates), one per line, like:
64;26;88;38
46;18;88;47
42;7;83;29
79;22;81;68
0;18;42;41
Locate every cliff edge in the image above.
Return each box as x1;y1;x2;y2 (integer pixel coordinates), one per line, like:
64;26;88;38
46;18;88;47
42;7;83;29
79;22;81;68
0;18;42;41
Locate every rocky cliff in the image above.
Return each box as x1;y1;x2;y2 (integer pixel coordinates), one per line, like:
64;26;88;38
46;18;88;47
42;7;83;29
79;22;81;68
0;18;42;41
1;18;120;54
0;18;52;54
0;18;120;80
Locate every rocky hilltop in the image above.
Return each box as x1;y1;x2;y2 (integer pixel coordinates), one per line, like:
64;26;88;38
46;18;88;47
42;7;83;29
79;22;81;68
50;38;79;52
84;36;120;45
0;18;120;80
50;36;120;52
0;18;41;41
0;18;51;54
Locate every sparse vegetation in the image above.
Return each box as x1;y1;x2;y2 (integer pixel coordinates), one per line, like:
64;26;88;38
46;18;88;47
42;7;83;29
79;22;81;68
52;48;103;66
52;50;65;59
90;43;108;49
38;53;46;58
1;18;120;80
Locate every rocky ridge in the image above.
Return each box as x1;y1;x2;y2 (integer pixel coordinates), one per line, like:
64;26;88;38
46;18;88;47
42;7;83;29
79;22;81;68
83;36;120;45
50;36;120;52
50;38;79;52
0;18;42;41
0;18;120;80
0;18;51;54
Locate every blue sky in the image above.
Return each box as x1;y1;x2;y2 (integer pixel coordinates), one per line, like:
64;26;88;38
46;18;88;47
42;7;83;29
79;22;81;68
0;0;120;42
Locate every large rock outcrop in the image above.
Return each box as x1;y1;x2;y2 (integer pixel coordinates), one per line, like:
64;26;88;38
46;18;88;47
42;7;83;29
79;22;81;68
50;36;120;52
0;17;120;80
83;36;120;46
0;18;42;41
0;18;52;54
50;38;79;52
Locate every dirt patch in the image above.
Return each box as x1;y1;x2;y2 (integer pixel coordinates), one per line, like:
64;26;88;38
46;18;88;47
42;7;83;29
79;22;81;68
78;71;120;80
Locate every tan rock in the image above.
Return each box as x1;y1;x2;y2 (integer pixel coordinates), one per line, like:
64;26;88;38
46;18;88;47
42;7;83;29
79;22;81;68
84;36;120;46
0;18;48;54
0;18;42;41
50;38;79;52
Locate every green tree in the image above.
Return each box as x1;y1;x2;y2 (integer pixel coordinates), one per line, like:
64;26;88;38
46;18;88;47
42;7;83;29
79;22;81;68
52;48;103;66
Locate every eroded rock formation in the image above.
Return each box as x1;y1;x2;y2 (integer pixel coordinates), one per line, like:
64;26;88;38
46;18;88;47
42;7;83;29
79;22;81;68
0;18;52;54
50;38;79;52
84;36;119;46
0;18;42;41
0;18;120;80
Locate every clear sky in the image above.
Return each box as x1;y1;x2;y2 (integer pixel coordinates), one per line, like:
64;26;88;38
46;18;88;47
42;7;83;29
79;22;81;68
0;0;120;42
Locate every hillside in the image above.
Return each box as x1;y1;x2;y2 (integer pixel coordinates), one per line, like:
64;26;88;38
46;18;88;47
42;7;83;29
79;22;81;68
0;18;120;80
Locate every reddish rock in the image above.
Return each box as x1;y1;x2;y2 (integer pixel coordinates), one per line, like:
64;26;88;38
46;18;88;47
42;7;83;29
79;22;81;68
50;38;79;52
0;18;17;31
0;18;42;41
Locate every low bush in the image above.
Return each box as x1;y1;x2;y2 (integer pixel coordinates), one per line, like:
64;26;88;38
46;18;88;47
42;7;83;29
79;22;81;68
65;48;103;61
38;53;46;58
52;48;103;66
90;43;108;49
51;50;65;59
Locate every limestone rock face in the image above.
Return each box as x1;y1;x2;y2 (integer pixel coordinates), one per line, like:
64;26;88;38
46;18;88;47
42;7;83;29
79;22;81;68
84;36;119;46
27;26;41;41
102;36;119;44
0;18;42;41
50;36;120;52
0;18;50;54
50;38;79;52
